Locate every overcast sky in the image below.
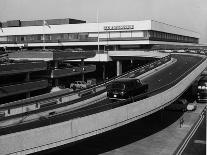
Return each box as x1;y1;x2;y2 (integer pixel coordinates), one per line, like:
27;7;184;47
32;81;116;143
0;0;206;43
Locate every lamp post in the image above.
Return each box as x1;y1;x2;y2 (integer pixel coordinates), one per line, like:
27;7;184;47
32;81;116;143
42;20;51;50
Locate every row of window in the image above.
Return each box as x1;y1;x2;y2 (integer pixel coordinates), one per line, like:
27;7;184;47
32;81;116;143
0;30;198;44
149;31;198;43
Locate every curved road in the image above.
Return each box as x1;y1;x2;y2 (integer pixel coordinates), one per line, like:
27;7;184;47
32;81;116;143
0;54;205;136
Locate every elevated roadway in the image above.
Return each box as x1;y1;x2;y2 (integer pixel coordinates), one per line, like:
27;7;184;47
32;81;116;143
0;53;206;155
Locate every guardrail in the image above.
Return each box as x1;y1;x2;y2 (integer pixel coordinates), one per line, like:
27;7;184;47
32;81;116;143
0;55;171;118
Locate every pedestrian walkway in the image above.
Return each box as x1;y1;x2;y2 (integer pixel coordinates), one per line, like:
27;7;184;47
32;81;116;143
101;103;206;155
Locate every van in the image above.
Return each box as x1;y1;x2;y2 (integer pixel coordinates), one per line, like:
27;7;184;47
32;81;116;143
107;78;148;101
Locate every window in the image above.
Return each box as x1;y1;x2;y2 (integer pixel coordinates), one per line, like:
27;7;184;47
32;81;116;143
88;33;98;38
99;33;108;38
121;31;131;38
132;31;144;38
0;36;7;41
68;33;78;39
109;32;120;38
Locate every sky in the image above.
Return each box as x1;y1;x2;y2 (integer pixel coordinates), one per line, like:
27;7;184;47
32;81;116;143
0;0;207;44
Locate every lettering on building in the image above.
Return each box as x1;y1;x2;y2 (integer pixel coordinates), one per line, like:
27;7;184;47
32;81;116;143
104;25;134;31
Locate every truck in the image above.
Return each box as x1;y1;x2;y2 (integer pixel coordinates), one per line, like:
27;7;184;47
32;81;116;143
106;78;148;101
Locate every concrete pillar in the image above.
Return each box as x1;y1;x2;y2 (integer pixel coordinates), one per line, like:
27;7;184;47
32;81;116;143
54;61;59;86
102;63;106;80
81;59;85;81
116;60;122;76
54;61;58;69
114;45;118;51
25;72;30;98
54;79;59;86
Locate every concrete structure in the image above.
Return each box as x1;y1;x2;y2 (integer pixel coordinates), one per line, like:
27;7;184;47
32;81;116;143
0;20;200;48
0;49;96;103
0;54;206;155
0;19;200;77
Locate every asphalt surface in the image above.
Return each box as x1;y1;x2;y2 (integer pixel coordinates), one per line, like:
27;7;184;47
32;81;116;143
141;54;203;92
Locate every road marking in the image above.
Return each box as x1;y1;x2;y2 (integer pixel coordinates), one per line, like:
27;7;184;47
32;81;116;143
194;140;206;145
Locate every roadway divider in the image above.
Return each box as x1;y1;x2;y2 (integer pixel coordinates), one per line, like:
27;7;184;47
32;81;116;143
0;54;171;119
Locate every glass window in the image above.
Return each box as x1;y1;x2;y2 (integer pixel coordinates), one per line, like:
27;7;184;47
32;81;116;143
121;31;131;38
7;36;16;42
99;33;108;38
68;33;78;39
0;36;7;41
79;33;88;39
51;34;62;40
88;33;98;38
132;31;144;38
109;32;121;38
63;34;68;40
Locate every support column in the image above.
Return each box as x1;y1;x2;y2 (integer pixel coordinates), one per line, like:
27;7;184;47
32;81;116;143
54;61;59;86
25;72;30;98
102;63;106;81
81;58;85;81
114;45;118;51
54;79;59;86
116;60;122;76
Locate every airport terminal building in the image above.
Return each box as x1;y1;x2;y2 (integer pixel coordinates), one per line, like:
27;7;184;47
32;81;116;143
0;18;201;79
0;19;200;52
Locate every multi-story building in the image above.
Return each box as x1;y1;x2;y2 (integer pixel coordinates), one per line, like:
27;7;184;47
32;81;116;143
0;19;200;51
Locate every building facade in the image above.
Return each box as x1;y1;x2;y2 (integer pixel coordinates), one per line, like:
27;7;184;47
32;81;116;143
0;19;200;51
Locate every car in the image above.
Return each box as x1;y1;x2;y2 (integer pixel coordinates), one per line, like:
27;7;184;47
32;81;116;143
165;99;188;111
50;86;64;93
187;103;197;111
196;76;207;103
70;81;90;90
106;78;148;101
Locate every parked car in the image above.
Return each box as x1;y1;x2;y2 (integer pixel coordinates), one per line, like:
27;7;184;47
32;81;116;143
187;103;197;111
165;99;188;111
196;76;207;103
70;81;90;90
106;78;148;101
50;86;65;93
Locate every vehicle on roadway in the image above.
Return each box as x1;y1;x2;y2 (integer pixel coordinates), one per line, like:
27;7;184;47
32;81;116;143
197;76;207;103
70;81;90;90
106;78;148;101
165;98;197;111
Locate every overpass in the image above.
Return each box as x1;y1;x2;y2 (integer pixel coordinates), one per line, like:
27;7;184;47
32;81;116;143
0;53;206;155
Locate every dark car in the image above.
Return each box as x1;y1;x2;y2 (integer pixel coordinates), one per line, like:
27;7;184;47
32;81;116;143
165;99;189;112
197;76;207;103
107;78;148;101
